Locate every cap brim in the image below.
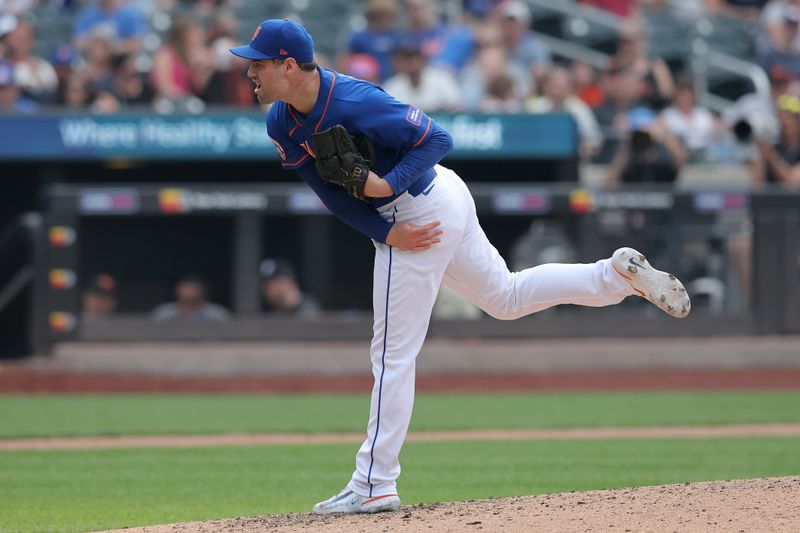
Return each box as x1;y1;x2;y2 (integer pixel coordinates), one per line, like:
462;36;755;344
229;45;274;60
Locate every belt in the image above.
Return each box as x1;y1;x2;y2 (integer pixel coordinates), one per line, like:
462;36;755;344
407;167;437;197
373;167;437;210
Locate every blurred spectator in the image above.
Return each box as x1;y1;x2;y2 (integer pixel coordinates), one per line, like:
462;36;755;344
259;258;321;317
383;40;461;112
594;67;639;163
50;43;80;88
762;0;800;52
81;273;117;320
526;66;602;158
0;13;16;47
459;23;530;112
3;15;58;102
151;275;230;321
571;59;604;108
751;94;800;187
660;80;717;160
82;27;116;93
403;0;450;59
203;9;253;106
91;87;122;113
593;66;640;128
90;52;153;112
577;0;636;17
207;9;239;71
108;53;154;106
496;0;551;79
150;15;216;110
434;0;489;72
341;0;399;83
481;73;523;113
345;53;382;84
611;18;674;110
758;6;800;78
0;59;37;112
606;107;687;186
58;71;94;109
74;0;147;54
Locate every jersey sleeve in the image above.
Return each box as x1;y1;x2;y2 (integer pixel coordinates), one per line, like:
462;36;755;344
354;87;453;193
357;87;434;154
266;106;313;170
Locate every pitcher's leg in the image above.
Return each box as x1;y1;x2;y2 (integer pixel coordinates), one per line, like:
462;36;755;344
443;224;634;320
349;206;465;497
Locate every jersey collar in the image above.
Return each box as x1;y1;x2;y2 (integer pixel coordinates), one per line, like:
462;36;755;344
287;67;337;135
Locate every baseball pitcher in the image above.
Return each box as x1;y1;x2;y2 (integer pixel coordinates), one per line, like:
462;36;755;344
229;19;690;515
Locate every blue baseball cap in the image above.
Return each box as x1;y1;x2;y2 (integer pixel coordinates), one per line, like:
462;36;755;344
627;107;656;131
229;19;315;62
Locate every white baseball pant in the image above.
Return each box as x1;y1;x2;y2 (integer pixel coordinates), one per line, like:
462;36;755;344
347;165;635;497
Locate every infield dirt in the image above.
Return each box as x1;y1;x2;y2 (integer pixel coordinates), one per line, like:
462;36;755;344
105;476;800;532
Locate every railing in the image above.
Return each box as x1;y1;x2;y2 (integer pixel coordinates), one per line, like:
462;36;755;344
523;0;770;113
692;49;772;114
527;0;623;29
533;32;609;69
0;213;45;356
0;213;40;315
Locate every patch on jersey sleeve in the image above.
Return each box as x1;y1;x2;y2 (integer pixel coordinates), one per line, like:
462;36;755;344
271;138;287;160
406;105;423;127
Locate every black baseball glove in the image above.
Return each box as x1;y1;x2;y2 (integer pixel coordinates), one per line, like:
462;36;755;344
312;125;374;202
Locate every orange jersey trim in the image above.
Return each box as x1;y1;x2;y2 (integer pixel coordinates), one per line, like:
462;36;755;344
411;117;432;148
314;71;337;134
287;106;303;128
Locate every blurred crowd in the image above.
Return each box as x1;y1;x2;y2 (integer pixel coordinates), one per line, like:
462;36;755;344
3;0;800;184
81;258;321;321
0;0;255;114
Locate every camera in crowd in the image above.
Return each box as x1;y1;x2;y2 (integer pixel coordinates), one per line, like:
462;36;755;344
630;129;653;153
732;118;765;145
727;104;780;147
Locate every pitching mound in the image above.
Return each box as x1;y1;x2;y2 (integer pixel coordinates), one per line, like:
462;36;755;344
108;477;800;532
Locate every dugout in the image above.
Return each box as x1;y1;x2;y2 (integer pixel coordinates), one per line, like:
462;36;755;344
1;112;799;356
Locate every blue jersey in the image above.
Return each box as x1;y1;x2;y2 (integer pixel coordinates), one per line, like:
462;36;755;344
266;67;453;243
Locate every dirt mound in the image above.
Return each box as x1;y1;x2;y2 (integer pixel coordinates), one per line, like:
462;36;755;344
106;477;800;533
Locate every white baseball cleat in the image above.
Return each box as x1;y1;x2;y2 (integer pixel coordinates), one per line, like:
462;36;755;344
611;247;691;319
312;487;401;514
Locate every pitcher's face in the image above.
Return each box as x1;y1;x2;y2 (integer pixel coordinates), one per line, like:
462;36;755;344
247;59;288;105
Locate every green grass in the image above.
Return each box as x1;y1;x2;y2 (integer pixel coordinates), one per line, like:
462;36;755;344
2;392;799;531
1;437;799;533
1;392;799;438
